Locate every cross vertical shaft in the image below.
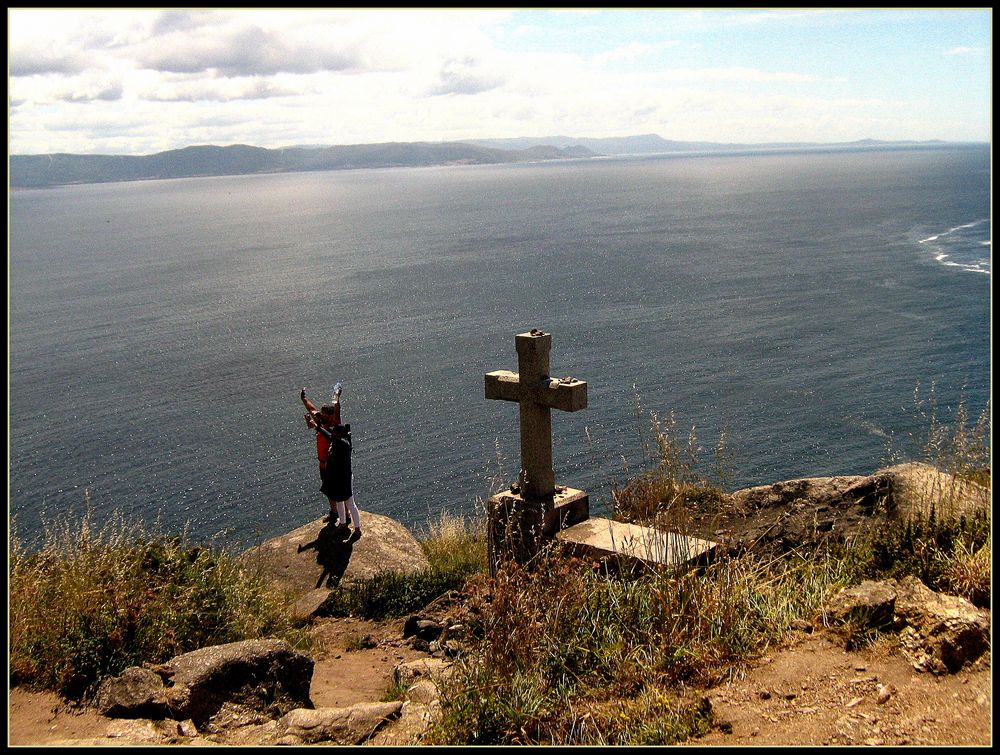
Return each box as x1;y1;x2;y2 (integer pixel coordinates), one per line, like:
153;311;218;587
516;332;554;498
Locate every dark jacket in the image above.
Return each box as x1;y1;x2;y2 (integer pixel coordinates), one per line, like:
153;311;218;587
317;423;352;500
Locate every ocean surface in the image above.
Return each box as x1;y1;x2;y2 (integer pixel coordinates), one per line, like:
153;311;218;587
9;145;991;550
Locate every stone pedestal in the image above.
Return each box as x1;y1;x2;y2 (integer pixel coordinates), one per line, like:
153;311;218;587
487;486;589;572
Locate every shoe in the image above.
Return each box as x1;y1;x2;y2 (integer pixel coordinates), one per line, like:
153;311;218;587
350;528;362;542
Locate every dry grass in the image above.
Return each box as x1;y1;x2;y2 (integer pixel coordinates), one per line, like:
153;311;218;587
9;507;308;699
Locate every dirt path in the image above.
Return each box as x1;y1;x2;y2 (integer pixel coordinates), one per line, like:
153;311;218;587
7;615;991;747
689;631;991;746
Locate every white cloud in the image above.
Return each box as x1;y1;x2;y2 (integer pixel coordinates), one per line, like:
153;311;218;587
592;41;682;66
943;46;986;57
132;23;361;76
428;57;505;96
5;8;990;154
655;67;818;84
145;76;302;103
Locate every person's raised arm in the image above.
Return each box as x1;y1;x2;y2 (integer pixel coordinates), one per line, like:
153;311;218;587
301;387;320;415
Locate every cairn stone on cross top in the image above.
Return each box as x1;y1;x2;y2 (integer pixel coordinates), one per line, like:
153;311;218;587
484;329;590;568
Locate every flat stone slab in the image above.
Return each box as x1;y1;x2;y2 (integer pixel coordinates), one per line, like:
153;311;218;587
556;517;719;570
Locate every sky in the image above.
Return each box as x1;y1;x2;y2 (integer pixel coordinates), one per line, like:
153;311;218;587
7;7;992;156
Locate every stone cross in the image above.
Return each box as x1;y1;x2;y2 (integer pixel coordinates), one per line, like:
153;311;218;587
485;329;587;499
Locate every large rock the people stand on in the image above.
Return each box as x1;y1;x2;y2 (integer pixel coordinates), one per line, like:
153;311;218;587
243;510;430;620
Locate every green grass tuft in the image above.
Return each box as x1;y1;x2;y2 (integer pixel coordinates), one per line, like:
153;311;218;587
9;508;308;699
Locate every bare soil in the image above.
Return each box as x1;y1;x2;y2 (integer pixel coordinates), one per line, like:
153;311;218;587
7;613;991;747
688;631;991;746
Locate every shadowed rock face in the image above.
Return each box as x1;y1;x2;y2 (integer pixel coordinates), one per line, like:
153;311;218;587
162;639;314;726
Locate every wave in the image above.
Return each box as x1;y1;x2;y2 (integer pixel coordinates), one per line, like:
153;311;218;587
917;218;991;275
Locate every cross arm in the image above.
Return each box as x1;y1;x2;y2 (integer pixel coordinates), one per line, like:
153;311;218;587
485;370;587;412
485;370;520;402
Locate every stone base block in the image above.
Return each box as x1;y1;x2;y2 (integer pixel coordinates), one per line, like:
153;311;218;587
487;487;589;571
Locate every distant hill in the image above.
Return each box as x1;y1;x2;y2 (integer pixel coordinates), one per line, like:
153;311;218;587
468;133;958;156
9;135;977;189
8;141;597;189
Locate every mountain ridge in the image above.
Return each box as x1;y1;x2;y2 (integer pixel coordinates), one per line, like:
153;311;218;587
9;135;977;189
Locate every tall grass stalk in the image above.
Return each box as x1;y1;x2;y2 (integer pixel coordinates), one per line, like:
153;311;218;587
890;383;991;483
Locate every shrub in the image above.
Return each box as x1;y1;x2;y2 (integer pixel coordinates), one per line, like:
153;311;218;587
860;507;990;594
9;509;307;699
429;541;859;745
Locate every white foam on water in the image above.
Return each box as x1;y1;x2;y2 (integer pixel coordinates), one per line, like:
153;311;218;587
917;218;990;275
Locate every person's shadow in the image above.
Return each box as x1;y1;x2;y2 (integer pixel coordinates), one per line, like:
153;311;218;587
296;521;360;589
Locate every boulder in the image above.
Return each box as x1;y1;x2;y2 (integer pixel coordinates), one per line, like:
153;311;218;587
160;639;313;727
820;579;898;633
819;577;990;674
894;575;990;674
242;511;430;620
94;666;169;718
878;462;990;518
276;702;403;745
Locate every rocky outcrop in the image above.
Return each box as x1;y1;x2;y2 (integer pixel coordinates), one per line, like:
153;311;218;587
893;576;992;674
242;510;431;620
818;577;990;674
160;639;313;727
95;639;313;730
701;464;989;558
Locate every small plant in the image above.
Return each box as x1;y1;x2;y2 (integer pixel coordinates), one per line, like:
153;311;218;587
418;511;488;576
612;408;729;530
938;538;991;608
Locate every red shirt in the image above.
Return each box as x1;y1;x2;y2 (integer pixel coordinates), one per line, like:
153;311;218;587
316;433;331;468
315;401;341;467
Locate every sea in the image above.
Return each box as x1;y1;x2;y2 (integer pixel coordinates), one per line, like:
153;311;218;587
9;144;991;550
